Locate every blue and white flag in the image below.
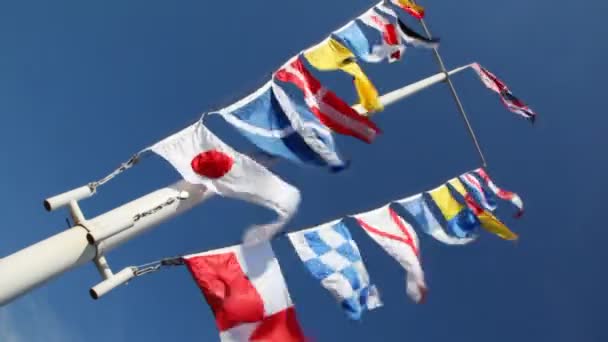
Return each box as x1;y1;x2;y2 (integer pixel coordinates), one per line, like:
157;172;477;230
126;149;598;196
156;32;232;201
288;220;382;320
333;2;439;65
215;81;347;171
459;172;498;213
394;194;475;245
333;21;401;64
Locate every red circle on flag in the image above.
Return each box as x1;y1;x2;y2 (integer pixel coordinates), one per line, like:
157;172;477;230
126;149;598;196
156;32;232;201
191;150;234;178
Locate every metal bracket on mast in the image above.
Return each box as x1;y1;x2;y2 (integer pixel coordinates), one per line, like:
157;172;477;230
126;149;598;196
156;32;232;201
90;266;136;300
93;255;114;280
45;194;131;299
86;191;191;300
64;198;114;281
56;196;129;297
44;185;96;212
41;181;193;300
68;200;86;225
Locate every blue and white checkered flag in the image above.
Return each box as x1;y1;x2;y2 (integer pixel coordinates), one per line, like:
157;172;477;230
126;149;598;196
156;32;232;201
288;220;382;320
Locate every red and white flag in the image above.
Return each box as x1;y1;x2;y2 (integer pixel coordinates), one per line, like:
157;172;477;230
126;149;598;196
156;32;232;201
184;242;307;342
358;6;404;62
274;56;380;143
471;63;537;122
149;121;301;244
358;3;439;63
353;205;427;303
473;168;524;218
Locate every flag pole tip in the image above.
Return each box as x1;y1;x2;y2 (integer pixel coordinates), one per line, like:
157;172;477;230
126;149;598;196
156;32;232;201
89;288;100;300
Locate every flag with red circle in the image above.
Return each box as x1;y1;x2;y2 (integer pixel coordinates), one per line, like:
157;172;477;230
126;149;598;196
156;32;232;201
150;120;301;244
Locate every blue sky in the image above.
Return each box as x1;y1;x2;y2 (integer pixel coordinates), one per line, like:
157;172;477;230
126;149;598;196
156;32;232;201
1;0;607;341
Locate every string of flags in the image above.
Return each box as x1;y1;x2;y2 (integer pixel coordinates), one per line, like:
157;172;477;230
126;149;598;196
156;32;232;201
82;1;538;340
88;0;536;204
137;168;523;341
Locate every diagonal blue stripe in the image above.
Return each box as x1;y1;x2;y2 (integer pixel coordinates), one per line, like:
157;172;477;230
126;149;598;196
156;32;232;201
222;84;345;168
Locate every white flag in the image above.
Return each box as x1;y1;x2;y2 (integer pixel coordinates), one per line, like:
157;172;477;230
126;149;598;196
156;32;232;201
353;205;427;303
150;120;301;244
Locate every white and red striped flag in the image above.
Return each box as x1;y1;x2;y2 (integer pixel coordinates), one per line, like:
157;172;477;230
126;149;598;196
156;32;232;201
184;242;308;342
274;56;381;143
473;168;524;218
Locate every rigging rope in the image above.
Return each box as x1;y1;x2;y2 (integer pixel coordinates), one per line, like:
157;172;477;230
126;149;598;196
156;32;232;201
411;1;488;168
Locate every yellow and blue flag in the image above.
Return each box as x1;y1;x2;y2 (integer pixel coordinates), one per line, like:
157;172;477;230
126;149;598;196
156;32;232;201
447;178;518;241
427;182;479;239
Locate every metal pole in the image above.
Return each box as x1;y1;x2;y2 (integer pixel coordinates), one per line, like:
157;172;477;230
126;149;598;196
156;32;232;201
0;66;471;306
0;181;212;306
417;17;488;167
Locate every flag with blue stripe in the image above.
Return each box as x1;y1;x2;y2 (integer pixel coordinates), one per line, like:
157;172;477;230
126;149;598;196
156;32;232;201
288;220;382;320
333;21;381;63
333;20;402;64
215;81;347;171
459;172;498;212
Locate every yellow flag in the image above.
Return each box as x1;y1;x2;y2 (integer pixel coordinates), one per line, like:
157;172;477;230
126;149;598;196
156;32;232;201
429;183;465;221
303;38;352;70
448;178;518;241
477;211;518;241
304;38;383;113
